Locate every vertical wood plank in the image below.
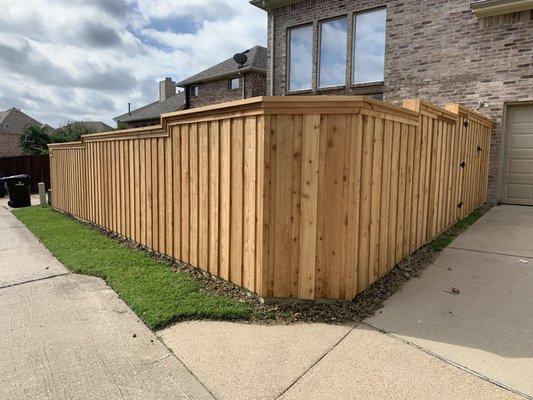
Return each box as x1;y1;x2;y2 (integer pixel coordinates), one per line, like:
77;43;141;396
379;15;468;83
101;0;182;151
358;115;373;291
209;121;220;277
230;118;244;287
198;122;209;271
219;120;231;280
181;125;190;263
189;124;199;266
298;114;320;300
173;126;181;260
273;115;293;297
243;116;257;291
369;117;383;285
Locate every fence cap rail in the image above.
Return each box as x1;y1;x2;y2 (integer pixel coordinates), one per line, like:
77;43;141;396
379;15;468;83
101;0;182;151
444;103;493;127
47;96;489;151
403;99;459;124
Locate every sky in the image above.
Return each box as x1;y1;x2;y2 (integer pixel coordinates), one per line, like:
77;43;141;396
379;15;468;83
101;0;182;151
0;0;267;127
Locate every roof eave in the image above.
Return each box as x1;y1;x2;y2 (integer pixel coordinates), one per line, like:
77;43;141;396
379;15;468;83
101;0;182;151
250;0;301;11
176;66;267;87
470;0;533;17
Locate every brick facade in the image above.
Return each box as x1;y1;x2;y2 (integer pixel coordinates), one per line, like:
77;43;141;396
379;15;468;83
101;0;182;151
0;133;23;157
266;0;533;203
187;70;267;108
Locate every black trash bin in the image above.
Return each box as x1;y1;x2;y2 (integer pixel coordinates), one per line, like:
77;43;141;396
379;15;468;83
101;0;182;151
0;174;6;199
5;174;31;208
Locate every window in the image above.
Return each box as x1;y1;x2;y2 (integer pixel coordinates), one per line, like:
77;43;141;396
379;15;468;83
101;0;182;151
288;24;313;91
352;8;387;84
229;77;240;90
319;17;348;88
190;85;199;97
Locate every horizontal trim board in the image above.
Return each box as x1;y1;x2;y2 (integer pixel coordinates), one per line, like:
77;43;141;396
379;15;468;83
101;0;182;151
470;0;533;17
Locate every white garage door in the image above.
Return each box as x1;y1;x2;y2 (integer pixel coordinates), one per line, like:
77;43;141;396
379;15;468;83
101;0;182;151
501;104;533;205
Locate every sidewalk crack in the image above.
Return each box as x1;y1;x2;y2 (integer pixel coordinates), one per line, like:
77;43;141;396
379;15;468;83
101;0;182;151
0;272;71;291
447;246;533;260
275;323;358;399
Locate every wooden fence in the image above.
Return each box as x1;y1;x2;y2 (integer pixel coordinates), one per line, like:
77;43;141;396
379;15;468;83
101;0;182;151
49;96;492;300
0;154;50;193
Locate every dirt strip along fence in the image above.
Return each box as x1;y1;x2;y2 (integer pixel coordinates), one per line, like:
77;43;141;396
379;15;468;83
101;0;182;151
49;96;492;301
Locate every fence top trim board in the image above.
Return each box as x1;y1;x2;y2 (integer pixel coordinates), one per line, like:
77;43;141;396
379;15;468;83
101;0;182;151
49;96;493;151
444;103;493;127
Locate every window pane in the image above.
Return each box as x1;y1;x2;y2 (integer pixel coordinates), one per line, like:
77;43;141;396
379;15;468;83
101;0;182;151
353;8;387;84
230;78;240;90
319;17;347;88
289;25;313;91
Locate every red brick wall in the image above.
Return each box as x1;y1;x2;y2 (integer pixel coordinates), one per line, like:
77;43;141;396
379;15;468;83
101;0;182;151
267;0;533;203
0;134;24;157
188;71;267;109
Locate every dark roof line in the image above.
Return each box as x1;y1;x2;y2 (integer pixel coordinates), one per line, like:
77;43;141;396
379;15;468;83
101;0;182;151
176;45;267;87
114;91;185;123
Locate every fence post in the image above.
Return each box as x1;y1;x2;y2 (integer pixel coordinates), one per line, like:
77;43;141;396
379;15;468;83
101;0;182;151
38;182;46;207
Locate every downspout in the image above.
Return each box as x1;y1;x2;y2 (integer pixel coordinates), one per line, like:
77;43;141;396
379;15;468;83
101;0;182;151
184;85;190;109
268;11;275;96
239;71;246;99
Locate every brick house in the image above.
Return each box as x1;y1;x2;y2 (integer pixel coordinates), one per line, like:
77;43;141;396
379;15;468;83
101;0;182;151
251;0;533;205
115;46;267;129
177;45;267;109
114;78;186;129
0;108;44;157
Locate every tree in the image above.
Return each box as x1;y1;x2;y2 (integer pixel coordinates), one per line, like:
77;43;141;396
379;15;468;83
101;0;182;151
53;121;96;142
19;125;52;155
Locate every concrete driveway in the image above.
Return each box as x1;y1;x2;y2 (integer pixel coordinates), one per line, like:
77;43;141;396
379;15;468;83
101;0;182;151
0;202;214;400
159;205;531;400
367;205;533;398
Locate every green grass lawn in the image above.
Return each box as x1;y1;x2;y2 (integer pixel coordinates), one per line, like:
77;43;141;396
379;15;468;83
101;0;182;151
13;206;250;330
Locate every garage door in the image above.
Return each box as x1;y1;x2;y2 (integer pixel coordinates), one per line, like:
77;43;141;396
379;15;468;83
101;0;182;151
501;104;533;205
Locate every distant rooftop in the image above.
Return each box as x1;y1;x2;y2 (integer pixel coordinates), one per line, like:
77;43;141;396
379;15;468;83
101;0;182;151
114;92;185;124
57;121;113;133
176;46;267;87
0;108;43;135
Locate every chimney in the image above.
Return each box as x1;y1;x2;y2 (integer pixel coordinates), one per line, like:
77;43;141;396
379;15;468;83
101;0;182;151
159;77;176;102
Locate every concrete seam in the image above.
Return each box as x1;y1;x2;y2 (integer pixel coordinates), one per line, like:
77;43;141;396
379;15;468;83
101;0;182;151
361;322;533;400
0;272;71;291
0;225;24;231
274;323;358;399
155;334;219;400
447;246;533;260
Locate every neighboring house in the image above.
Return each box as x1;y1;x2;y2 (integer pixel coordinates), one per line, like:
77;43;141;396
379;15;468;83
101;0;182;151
114;78;186;129
57;121;113;134
250;0;533;205
0;108;44;157
176;45;268;109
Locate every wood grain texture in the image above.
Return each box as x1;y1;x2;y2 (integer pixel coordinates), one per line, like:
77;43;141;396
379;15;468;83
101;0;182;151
49;97;492;301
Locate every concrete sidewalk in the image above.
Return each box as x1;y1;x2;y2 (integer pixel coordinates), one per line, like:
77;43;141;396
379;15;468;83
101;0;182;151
368;205;533;398
0;204;214;400
159;205;530;400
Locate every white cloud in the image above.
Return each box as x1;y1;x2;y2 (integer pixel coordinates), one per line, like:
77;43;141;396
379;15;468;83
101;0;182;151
0;0;267;127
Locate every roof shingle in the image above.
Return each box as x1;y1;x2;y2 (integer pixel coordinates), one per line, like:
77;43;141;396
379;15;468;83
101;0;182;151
176;46;267;87
114;92;185;123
